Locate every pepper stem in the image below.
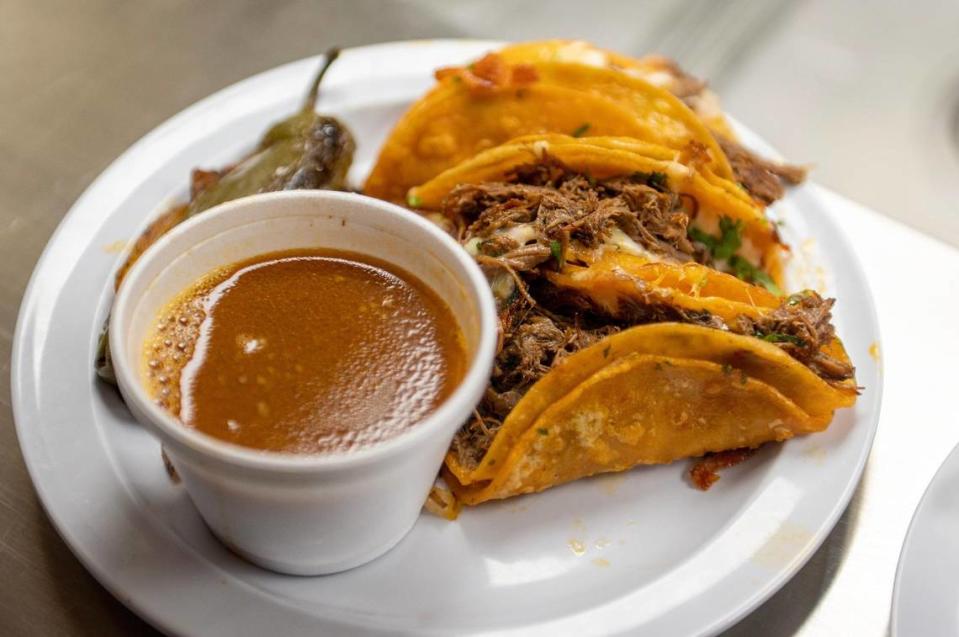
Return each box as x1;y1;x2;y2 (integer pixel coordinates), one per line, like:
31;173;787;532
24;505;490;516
303;47;340;112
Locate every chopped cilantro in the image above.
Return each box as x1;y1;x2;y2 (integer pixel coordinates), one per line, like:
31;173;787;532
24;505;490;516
714;218;743;259
537;427;549;436
740;370;749;385
550;240;565;268
688;217;783;294
688;217;742;260
631;171;668;191
759;332;806;346
752;274;782;296
728;256;783;295
687;226;715;249
602;345;611;359
406;193;422;208
571;122;591;138
722;363;733;375
647;171;668;191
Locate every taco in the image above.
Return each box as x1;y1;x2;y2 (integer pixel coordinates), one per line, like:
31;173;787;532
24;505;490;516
497;40;809;205
363;50;735;203
411;134;785;290
429;138;856;505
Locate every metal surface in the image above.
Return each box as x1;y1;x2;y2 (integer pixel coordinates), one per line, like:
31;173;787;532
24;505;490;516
2;1;958;635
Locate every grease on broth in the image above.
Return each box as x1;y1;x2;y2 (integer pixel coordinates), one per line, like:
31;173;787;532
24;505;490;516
142;248;467;453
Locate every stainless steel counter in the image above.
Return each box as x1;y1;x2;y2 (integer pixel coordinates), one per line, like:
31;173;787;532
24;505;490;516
3;1;957;634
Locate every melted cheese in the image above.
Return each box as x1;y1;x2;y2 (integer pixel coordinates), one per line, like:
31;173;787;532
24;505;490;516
490;271;516;303
602;227;658;261
464;237;482;256
499;223;539;246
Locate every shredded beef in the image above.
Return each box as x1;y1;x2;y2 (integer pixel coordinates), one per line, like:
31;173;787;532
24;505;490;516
444;163;699;267
719;137;807;205
736;291;855;382
542;282;853;383
690;448;757;490
651;58;707;100
449;305;621;469
491;307;619;397
535;279;727;331
492;310;569;394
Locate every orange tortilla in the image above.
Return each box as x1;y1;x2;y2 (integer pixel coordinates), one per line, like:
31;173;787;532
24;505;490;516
497;39;737;139
407;134;782;274
364;55;733;202
546;253;781;324
447;353;819;504
512;62;732;178
365;84;658;203
445;323;856;488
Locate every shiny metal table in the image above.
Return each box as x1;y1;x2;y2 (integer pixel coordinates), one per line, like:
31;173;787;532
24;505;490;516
3;1;958;635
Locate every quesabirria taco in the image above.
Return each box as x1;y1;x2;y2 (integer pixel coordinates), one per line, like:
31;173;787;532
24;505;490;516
364;46;736;203
410;134;787;289
366;41;805;210
496;40;807;206
405;135;856;508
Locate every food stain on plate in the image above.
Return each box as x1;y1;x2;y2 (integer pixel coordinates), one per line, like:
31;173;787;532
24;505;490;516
802;444;828;466
790;237;828;293
814;267;828;293
803;239;829;293
751;521;814;570
567;522;617;558
102;240;127;254
568;538;587;556
592;558;611;567
594;473;627;496
868;341;881;364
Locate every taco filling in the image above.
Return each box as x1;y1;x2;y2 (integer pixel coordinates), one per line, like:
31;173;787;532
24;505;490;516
718;137;807;206
445;158;854;475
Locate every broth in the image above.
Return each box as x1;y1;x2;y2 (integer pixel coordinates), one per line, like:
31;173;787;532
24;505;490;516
142;248;467;454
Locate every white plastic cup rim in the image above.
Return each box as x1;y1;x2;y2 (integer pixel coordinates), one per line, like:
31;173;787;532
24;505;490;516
110;190;498;475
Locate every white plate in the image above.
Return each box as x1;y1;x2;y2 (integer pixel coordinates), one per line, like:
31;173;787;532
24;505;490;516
892;442;959;636
11;40;882;636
